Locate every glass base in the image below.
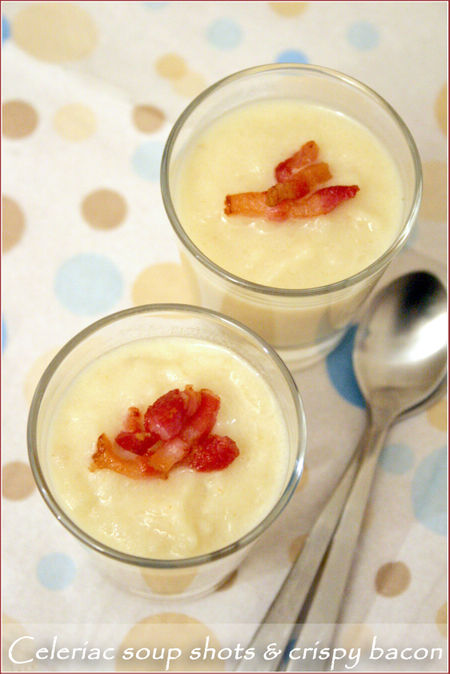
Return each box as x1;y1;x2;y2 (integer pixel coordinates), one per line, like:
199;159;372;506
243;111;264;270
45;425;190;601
277;330;345;371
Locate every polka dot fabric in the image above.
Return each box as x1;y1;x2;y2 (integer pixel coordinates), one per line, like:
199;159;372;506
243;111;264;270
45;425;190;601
3;1;446;669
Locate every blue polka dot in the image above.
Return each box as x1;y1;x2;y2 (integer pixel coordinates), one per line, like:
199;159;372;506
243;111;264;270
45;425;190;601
207;18;242;50
347;21;380;50
412;447;447;535
276;49;309;64
143;2;168;8
1;316;7;352
326;325;365;408
379;443;414;475
37;553;76;590
2;16;11;43
131;141;164;181
54;254;123;315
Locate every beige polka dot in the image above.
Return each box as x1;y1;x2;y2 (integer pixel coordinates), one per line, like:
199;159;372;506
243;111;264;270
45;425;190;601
173;71;207;98
289;534;307;564
2;462;35;501
338;624;374;653
141;569;197;596
81;189;127;230
215;569;238;591
269;2;308;17
54;104;96;141
155;53;187;80
375;561;411;597
2;100;38;139
420;160;447;223
2;615;36;671
132;263;195;305
436;602;447;638
13;3;97;62
427;395;447;432
23;348;60;404
116;613;225;672
2;196;25;252
133;105;166;133
435;84;447;135
295;465;308;492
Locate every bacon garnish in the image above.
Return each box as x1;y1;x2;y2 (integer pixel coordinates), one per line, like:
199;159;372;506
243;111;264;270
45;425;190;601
90;387;239;480
123;406;142;433
90;433;160;479
144;388;189;441
181;385;202;417
288;185;360;218
115;430;159;455
275;140;319;183
185;434;240;472
181;389;220;445
224;192;290;221
147;437;189;474
266;162;331;207
224;140;359;222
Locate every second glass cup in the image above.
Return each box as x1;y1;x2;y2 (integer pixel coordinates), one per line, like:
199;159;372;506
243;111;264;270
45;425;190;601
28;305;305;599
161;64;422;370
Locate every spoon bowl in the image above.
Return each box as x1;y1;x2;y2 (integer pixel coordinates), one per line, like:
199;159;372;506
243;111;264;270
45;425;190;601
354;271;447;416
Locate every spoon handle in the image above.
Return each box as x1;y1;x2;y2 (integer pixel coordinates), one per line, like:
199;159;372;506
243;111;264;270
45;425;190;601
284;414;390;672
235;425;372;672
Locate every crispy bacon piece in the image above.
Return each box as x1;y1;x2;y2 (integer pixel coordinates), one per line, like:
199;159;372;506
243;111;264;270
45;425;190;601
145;389;220;474
275;140;319;183
147;437;189;474
115;406;159;455
123;406;142;433
144;388;188;441
181;385;202;417
224;192;290;221
90;433;159;479
288;185;360;219
266;162;331;207
181;389;221;445
115;430;159;455
144;386;203;440
185;435;240;472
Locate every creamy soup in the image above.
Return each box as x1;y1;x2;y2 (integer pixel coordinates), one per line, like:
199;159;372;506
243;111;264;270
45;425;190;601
174;99;403;289
46;337;290;559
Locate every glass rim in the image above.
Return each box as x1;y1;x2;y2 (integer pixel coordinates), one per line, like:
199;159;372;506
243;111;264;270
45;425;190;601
161;63;423;298
27;303;306;569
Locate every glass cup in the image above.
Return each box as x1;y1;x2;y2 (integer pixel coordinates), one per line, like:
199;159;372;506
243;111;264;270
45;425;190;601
161;64;422;370
27;304;306;599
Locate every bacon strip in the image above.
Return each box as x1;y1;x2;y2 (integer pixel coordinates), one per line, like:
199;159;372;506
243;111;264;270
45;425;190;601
144;388;188;441
185;435;239;472
123;406;142;433
288;185;360;219
181;389;220;445
90;433;159;479
275;140;319;183
147;437;189;474
224;192;290;221
266;162;331;207
115;430;159;455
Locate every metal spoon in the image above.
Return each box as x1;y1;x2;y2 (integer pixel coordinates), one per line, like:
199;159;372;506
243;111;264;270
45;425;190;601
284;270;447;671
236;271;447;673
